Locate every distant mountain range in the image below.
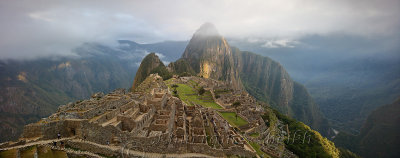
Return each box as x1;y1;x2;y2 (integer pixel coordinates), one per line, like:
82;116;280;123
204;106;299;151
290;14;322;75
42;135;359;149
333;97;400;158
0;41;187;142
358;97;400;158
229;35;400;134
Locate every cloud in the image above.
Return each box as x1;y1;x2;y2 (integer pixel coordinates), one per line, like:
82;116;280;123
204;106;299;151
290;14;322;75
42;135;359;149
262;39;300;48
0;0;399;59
155;53;165;59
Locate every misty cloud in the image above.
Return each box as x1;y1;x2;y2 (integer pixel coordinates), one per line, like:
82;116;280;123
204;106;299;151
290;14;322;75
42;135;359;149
262;39;300;48
0;0;399;59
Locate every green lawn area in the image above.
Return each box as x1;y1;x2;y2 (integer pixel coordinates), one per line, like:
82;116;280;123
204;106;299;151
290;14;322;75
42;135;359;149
175;83;222;109
0;149;17;158
219;112;248;127
249;132;260;137
38;146;68;158
20;145;36;158
249;141;271;158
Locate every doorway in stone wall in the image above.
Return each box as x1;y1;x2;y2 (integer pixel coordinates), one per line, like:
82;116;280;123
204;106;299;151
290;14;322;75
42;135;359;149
69;128;76;136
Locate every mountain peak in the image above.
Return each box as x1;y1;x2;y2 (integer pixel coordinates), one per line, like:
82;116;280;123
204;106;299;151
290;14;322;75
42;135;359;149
194;22;220;37
131;52;171;90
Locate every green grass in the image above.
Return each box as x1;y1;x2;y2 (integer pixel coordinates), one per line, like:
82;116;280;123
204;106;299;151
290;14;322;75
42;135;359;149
219;112;248;127
20;145;36;158
249;141;271;158
38;146;68;158
249;132;260;137
175;83;222;109
0;149;17;158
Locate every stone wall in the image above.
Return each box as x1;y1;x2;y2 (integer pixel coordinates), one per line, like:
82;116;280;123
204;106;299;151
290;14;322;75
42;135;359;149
22;124;43;138
93;100;136;124
65;140;119;157
118;115;136;131
82;98;130;119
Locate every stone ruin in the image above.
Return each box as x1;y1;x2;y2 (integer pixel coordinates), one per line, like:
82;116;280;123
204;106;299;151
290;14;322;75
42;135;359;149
1;74;301;158
6;74;256;157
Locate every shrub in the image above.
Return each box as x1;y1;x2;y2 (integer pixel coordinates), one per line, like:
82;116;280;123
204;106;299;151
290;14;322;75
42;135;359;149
198;87;205;95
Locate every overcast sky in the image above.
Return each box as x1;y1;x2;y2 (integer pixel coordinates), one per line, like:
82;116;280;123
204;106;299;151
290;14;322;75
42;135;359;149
0;0;399;59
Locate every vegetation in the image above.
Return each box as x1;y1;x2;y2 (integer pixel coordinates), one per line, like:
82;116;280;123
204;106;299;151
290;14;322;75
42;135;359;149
173;83;222;109
0;149;17;158
198;86;205;95
20;145;36;158
219;112;248;127
248;141;271;158
338;148;360;158
171;84;179;97
261;108;279;134
149;65;172;81
355;98;400;158
249;132;260;137
272;110;340;158
167;58;196;76
332;132;358;153
232;101;241;120
37;146;68;158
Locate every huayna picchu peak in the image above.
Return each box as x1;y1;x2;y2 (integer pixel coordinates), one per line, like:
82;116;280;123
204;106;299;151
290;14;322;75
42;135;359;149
0;23;350;158
179;23;243;90
193;22;220;37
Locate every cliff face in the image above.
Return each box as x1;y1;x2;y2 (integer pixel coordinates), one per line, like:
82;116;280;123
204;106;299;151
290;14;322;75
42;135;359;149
233;50;293;110
181;23;242;90
357;97;400;158
232;49;330;135
131;53;171;90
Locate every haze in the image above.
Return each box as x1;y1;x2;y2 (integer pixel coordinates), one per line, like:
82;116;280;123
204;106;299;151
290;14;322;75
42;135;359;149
0;0;399;59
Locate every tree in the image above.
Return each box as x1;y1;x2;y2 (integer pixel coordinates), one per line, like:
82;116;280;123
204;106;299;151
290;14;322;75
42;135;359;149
198;86;205;95
172;84;178;97
232;101;241;120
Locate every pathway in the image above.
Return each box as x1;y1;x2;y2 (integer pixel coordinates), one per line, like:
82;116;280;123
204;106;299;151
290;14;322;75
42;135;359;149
0;137;73;151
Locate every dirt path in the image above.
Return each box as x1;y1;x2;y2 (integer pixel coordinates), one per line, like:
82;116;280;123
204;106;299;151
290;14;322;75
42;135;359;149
0;137;73;151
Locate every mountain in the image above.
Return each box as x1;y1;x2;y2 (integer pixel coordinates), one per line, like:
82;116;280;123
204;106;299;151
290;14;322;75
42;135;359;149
0;41;187;142
0;44;134;142
229;35;400;134
180;23;242;90
169;23;330;136
232;50;329;135
131;52;171;90
333;97;400;158
357;97;400;158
